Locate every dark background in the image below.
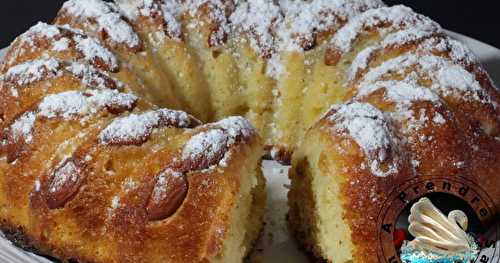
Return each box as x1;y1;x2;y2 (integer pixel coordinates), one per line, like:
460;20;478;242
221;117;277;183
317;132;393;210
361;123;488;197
0;1;499;49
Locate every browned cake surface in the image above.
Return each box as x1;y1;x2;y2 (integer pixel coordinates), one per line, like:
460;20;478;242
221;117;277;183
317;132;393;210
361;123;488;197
0;105;264;262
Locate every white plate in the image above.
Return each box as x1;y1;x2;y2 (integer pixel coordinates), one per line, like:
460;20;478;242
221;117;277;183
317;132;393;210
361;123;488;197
0;31;499;263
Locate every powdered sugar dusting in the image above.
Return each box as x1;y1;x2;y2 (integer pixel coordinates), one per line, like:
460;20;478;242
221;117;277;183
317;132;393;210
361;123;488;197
65;61;121;90
115;0;154;19
10;112;36;144
433;113;446;125
100;113;156;145
52;38;71;52
217;116;256;167
343;13;485;85
381;27;440;49
12;22;61;52
184;0;231;47
111;196;121;209
161;0;183;40
7;90;136;145
151;168;183;203
215;116;256;141
181;129;228;165
229;0;383;77
39;90;137;119
29;22;61;39
356;80;449;133
119;0;231;45
328;102;398;177
320;0;385;21
347;31;439;82
231;0;384;57
446;38;477;66
10;22;119;72
230;0;281;57
2;58;121;91
356;80;441;103
434;62;487;101
62;0;141;49
278;0;383;52
181;116;256;169
329;5;438;55
116;0;182;40
3;58;61;86
49;159;80;194
74;36;119;71
99;109;198;145
348;29;443;82
268;0;348;75
360;54;494;107
347;45;378;81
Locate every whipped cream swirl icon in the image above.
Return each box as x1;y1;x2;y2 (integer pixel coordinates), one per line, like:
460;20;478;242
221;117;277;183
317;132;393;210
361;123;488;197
400;197;479;263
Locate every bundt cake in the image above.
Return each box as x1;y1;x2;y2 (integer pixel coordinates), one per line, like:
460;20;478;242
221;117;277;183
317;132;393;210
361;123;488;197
0;0;499;262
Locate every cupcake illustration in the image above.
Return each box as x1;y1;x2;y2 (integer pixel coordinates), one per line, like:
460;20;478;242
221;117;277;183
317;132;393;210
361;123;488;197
400;197;480;263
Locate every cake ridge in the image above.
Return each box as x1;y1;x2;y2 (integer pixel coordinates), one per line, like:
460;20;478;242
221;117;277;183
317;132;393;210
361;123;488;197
37;89;137;119
355;80;442;104
116;0;183;40
325;5;440;65
327;101;400;177
98;108;201;146
181;116;256;170
230;0;385;66
347;35;480;84
346;29;447;82
60;0;142;50
1;58;122;91
359;53;497;107
1;89;137;163
3;22;119;73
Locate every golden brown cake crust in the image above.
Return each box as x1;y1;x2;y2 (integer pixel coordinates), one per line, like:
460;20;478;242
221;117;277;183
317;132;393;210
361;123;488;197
290;100;499;262
290;59;500;263
0;113;262;262
0;2;266;258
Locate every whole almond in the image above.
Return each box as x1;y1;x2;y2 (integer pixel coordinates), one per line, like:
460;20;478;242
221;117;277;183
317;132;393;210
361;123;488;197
146;169;188;221
180;129;229;172
45;158;82;209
